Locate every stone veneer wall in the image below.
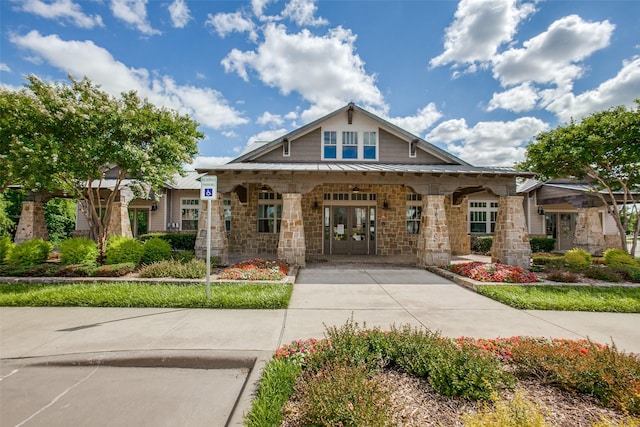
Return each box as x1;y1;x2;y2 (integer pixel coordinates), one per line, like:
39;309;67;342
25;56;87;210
194;198;229;265
417;195;451;266
445;195;470;255
107;201;133;239
491;196;530;268
14;201;49;243
277;194;306;266
227;184;279;255
574;207;607;255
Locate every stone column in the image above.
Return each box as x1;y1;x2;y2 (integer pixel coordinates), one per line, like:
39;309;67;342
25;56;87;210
278;193;306;267
107;201;133;238
445;195;470;255
417;195;451;267
574;207;606;255
491;196;531;268
195;196;229;265
14;201;49;243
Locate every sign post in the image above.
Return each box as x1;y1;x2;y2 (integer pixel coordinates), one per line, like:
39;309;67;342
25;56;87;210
200;175;218;300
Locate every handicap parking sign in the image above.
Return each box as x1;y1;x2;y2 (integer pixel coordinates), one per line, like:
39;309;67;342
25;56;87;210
204;188;213;198
200;175;217;200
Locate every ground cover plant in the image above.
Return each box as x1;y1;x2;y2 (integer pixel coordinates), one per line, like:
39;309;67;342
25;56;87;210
218;258;289;281
0;282;292;309
445;262;538;283
476;285;640;312
247;321;640;427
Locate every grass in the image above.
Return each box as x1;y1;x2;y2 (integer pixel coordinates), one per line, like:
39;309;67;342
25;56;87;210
0;282;293;309
477;285;640;312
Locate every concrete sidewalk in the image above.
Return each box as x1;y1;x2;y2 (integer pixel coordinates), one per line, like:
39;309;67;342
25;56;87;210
2;267;639;426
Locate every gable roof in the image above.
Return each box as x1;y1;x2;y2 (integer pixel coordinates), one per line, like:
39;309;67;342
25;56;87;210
230;103;470;166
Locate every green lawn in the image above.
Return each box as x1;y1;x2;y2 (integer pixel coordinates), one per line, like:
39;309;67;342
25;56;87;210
0;282;292;309
477;285;640;312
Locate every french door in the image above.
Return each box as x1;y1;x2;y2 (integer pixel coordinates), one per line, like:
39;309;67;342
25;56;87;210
324;206;376;255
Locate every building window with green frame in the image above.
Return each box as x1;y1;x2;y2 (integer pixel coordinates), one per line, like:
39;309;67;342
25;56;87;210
406;194;422;235
469;201;499;233
257;192;282;233
181;199;200;231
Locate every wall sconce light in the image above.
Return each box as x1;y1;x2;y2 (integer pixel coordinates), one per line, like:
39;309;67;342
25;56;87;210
381;213;387;227
259;184;270;193
352;185;360;193
537;207;545;215
383;198;389;209
151;202;158;212
313;199;319;209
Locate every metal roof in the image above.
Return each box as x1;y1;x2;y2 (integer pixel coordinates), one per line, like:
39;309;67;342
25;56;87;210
165;171;206;190
200;162;533;177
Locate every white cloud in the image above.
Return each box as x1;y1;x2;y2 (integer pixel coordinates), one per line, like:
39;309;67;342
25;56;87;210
247;128;288;145
281;0;327;26
386;103;443;136
222;24;386;122
168;0;191;29
191;156;235;169
257;111;285;126
492;15;615;88
252;0;275;20
221;130;238;138
205;12;257;42
544;57;640;122
426;116;548;166
14;0;104;29
0;63;11;72
110;0;160;35
430;0;536;69
10;31;248;130
487;82;538;112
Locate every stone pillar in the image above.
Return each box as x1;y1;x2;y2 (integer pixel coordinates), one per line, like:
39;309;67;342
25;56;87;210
107;201;133;238
445;195;470;255
491;196;531;268
278;193;306;267
195;196;229;265
15;201;49;243
574;207;606;255
417;195;451;267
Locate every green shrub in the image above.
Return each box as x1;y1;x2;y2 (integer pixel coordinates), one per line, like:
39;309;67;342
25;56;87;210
138;259;205;279
105;236;143;265
563;248;592;270
0;236;14;264
531;255;564;270
583;266;624;283
620;267;640;283
295;361;392;427
139;232;196;251
56;264;97;277
603;248;638;269
6;238;52;267
530;237;556;253
171;250;196;263
59;237;98;266
140;237;172;265
472;236;494;254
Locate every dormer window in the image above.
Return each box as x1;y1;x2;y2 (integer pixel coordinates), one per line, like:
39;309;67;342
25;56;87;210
322;129;378;161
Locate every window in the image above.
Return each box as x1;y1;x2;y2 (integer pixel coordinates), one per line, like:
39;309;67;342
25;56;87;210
363;131;377;159
323;131;337;159
258;192;282;233
223;198;231;231
406;194;422;234
283;138;290;157
469;201;499;233
342;131;358;159
181;199;199;231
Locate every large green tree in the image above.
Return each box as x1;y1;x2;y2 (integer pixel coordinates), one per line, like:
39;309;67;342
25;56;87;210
520;101;640;254
1;75;203;255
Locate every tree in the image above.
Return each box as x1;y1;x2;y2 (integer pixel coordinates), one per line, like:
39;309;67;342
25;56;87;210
519;101;640;254
1;75;203;256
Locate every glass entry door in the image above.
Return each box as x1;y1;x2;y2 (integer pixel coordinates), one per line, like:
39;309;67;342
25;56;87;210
327;206;374;255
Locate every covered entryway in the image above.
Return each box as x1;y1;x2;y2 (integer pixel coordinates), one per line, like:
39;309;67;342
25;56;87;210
323;205;376;255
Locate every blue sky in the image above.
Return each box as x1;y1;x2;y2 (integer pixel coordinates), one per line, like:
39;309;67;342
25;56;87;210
1;0;639;168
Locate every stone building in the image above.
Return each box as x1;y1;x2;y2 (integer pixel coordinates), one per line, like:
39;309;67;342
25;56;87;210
195;103;534;268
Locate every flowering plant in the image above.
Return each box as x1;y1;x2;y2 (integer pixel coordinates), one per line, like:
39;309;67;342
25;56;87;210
218;258;290;280
274;338;332;364
445;262;538;283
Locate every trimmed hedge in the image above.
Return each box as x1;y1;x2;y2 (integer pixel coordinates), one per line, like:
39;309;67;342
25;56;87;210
471;236;493;254
141;237;172;265
105;236;144;265
139;233;196;251
6;239;52;267
529;237;556;253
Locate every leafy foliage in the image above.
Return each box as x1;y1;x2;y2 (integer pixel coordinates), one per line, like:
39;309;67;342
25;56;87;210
139;233;197;251
140;237;172;265
462;389;549;427
59;237;98;266
563;248;592;270
519;101;640;254
445;262;538;283
138;259;206;279
472;236;494;254
0;236;13;264
529;237;556;253
219;258;290;281
6;239;52;267
603;248;638;269
44;198;76;244
105;236;143;265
